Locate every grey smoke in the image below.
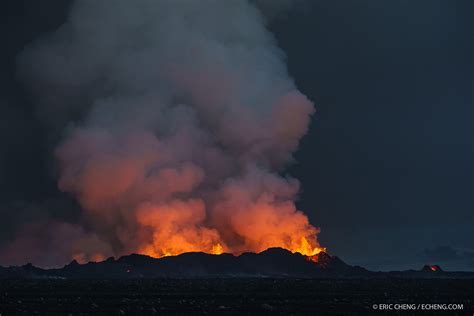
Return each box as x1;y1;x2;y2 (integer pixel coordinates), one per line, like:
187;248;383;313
1;0;318;266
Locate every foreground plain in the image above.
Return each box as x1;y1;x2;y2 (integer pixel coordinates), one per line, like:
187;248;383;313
0;278;473;315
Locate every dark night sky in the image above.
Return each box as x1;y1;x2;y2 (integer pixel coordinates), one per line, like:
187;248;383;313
0;0;473;270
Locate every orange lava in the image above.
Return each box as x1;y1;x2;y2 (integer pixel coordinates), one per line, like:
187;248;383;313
131;198;326;259
139;235;325;259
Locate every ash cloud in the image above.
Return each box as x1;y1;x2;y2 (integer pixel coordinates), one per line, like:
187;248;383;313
1;0;319;266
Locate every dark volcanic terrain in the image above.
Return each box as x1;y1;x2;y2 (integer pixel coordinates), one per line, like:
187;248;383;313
0;278;473;315
1;248;474;314
1;248;474;279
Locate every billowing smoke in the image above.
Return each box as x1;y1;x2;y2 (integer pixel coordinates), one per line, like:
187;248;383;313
1;0;321;266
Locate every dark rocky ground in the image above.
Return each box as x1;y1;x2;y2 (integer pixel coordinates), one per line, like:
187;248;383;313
0;278;473;315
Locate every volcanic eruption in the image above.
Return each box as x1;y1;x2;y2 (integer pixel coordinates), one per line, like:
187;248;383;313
0;0;325;267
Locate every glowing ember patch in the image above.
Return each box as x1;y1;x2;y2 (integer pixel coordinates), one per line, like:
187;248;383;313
430;265;439;272
306;255;320;263
292;236;326;257
211;243;224;255
90;253;106;262
72;253;86;264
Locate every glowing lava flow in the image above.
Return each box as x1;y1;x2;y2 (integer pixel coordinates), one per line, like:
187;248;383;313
131;199;326;260
294;236;326;257
138;236;325;259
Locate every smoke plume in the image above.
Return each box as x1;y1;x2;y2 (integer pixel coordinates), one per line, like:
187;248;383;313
1;0;321;266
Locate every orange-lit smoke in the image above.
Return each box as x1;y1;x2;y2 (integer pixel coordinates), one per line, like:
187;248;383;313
55;131;325;259
135;198;325;258
0;0;325;266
